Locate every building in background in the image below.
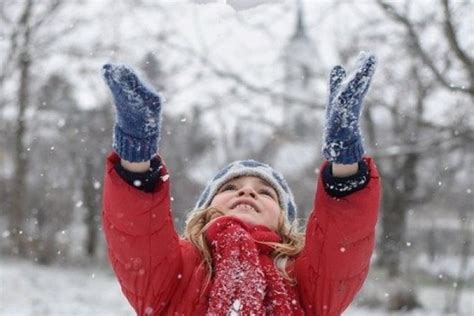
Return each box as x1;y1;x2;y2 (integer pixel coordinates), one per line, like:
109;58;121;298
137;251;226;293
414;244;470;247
281;0;319;139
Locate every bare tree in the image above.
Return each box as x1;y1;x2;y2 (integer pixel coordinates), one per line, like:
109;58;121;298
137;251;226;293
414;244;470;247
1;0;91;259
8;0;35;257
377;0;474;96
365;0;473;275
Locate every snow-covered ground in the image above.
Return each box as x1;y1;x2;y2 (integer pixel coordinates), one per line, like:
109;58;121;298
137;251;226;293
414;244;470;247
0;259;132;316
1;258;472;316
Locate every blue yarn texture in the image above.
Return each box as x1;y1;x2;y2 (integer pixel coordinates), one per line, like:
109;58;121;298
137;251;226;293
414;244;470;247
102;64;162;162
323;52;377;164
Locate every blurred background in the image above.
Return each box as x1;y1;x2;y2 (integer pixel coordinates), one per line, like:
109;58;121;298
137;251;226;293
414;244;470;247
1;0;473;315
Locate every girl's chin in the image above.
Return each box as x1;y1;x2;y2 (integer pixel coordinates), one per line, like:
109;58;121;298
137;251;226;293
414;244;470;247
223;212;277;232
226;212;259;225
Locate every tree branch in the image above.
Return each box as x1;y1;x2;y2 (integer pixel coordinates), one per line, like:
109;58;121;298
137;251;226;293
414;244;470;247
372;130;471;158
377;0;474;96
158;37;323;110
0;0;64;88
29;0;62;31
441;0;474;74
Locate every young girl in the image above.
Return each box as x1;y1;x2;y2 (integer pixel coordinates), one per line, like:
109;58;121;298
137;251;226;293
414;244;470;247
101;52;380;315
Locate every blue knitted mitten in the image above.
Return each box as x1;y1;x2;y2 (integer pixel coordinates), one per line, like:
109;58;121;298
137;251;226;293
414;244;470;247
322;52;377;164
102;64;162;162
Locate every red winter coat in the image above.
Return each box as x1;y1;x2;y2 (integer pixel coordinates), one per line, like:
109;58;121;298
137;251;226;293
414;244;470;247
102;152;381;315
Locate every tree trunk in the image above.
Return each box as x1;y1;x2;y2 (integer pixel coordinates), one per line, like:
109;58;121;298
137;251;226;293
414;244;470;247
378;188;407;277
9;0;33;257
82;156;99;258
444;211;472;314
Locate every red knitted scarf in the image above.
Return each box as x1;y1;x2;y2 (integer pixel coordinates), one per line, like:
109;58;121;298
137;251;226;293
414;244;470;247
205;216;304;315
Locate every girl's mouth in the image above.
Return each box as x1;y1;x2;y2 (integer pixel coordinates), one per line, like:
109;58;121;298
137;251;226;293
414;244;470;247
231;203;259;213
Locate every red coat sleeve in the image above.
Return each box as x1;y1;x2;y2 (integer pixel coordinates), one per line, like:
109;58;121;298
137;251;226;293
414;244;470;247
102;151;182;315
295;156;381;315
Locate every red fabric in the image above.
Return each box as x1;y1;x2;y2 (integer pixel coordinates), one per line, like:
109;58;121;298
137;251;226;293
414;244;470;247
205;216;304;315
102;152;381;316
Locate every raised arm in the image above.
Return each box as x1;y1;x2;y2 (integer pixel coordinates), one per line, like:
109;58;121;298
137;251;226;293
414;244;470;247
101;65;182;315
295;53;380;315
296;158;380;315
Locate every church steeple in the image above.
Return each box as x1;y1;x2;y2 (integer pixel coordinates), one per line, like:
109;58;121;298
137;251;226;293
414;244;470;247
291;0;308;41
280;0;319;139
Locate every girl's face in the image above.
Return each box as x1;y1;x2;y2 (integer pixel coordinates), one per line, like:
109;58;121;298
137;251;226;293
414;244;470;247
209;176;282;231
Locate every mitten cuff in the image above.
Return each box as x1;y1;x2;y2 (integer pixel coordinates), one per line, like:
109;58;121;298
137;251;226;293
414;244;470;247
323;138;365;164
113;125;159;162
114;156;162;193
322;160;369;197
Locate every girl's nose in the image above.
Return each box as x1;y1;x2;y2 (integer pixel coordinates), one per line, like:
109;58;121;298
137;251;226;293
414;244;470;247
237;186;256;198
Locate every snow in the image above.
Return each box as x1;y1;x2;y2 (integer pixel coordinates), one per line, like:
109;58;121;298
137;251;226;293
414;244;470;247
414;254;474;279
1;0;473;315
230;298;241;315
0;258;134;316
3;0;467;136
274;141;318;174
2;258;473;315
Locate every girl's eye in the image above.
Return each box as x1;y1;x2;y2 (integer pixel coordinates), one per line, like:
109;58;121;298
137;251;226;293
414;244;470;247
221;184;237;191
260;189;275;199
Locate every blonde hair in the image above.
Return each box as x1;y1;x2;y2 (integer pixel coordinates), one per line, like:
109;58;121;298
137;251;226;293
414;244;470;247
183;207;305;282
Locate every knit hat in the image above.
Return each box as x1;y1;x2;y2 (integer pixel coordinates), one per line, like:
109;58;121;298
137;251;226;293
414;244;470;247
194;160;297;222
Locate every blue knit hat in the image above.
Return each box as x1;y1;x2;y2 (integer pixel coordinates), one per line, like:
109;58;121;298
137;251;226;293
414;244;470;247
194;160;297;222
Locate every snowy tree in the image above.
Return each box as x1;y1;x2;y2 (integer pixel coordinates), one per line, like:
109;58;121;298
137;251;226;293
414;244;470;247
1;0;69;257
